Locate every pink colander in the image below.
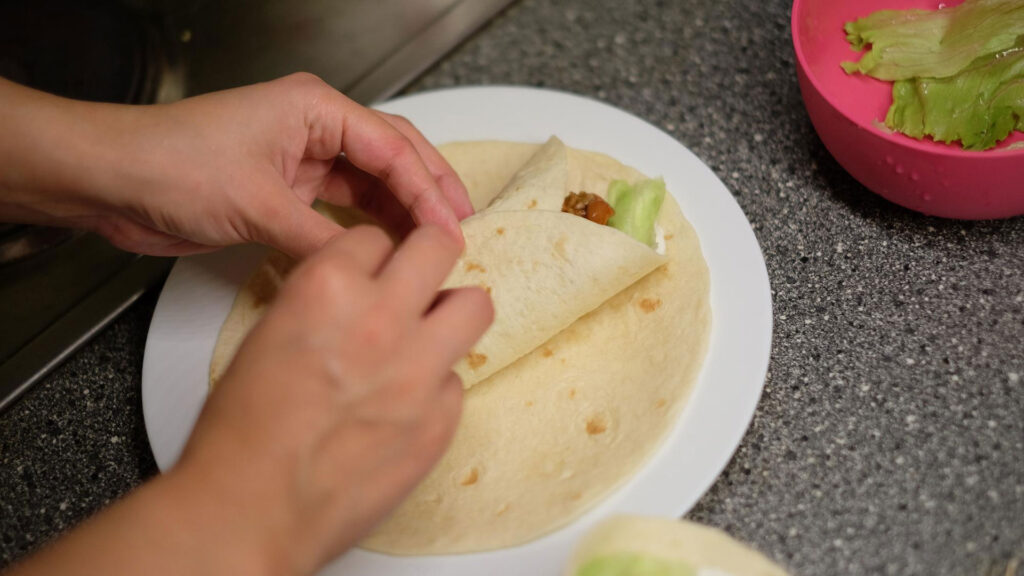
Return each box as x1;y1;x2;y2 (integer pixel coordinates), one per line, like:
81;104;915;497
792;0;1024;220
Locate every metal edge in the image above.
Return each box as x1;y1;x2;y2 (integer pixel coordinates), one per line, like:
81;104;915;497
0;257;175;413
346;0;516;104
0;0;517;412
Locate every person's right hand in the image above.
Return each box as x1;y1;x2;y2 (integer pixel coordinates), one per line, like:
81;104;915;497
170;223;493;575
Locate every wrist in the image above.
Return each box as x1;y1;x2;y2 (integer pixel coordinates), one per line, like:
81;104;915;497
165;424;321;573
0;78;137;228
154;460;301;576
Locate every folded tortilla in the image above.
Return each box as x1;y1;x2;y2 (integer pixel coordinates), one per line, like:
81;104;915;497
446;137;666;389
209;139;711;555
447;210;665;388
485;135;569;212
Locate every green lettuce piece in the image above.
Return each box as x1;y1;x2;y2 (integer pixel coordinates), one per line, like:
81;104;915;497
842;0;1024;80
575;553;697;576
606;178;666;247
885;43;1024;150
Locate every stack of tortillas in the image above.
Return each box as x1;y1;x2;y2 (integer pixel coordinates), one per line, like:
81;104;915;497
209;137;712;554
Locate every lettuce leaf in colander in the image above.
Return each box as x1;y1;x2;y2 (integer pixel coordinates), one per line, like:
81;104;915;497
885;42;1024;150
842;0;1024;81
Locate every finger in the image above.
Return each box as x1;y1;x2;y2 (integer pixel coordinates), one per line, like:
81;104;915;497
251;192;343;260
314;225;394;277
438;371;465;411
418;287;494;376
416;371;464;451
312;91;463;243
374;112;475;220
379;225;462;316
314;157;374;206
356;186;416;240
317;160;416;238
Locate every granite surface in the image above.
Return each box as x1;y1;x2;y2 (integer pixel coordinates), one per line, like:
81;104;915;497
2;0;1023;574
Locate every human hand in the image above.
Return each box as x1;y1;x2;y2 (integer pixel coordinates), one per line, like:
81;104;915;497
171;224;493;574
0;74;472;258
2;224;492;576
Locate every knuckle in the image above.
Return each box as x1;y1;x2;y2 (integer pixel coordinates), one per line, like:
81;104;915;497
385;113;414;131
357;306;400;351
346;224;393;251
378;134;417;175
292;257;343;295
279;72;340;110
283;71;325;89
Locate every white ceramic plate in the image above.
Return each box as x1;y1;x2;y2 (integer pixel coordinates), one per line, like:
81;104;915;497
142;86;772;576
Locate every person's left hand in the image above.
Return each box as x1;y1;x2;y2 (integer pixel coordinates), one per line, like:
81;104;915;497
0;73;472;258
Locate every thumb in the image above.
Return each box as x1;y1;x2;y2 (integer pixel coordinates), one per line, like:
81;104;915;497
254;196;344;259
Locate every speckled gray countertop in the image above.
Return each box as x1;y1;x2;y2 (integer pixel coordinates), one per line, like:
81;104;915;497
1;0;1022;574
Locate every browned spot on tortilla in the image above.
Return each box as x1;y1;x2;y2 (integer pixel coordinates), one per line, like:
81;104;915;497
496;504;509;516
248;268;280;307
525;400;534;407
496;227;505;235
541;347;554;358
586;416;607;435
464;261;487;273
261;251;296;280
665;233;675;240
560;358;566;365
245;252;296;307
655;398;668;408
639;298;662;313
528;199;538;209
460;468;479;486
569;491;583;501
481;284;493;295
568;388;577;399
554;236;568;258
466;351;488;369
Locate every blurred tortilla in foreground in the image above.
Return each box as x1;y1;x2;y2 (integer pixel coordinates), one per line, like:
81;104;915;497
565;516;789;576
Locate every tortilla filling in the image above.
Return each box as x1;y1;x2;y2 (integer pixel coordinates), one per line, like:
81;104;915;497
562;191;616;225
562;179;667;249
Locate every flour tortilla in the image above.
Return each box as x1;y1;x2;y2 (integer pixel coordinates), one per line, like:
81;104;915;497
361;142;711;554
564;516;789;576
209;140;711;555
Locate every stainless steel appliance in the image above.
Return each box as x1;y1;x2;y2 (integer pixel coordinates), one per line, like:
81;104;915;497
0;0;514;410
